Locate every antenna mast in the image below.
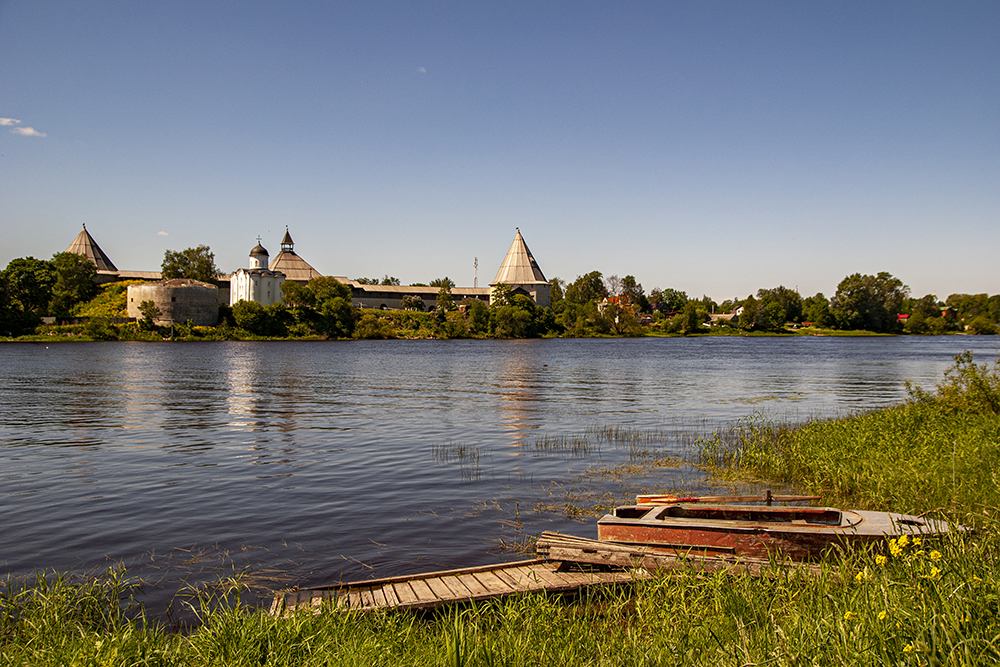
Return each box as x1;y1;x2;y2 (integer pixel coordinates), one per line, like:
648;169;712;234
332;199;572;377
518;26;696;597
474;257;478;288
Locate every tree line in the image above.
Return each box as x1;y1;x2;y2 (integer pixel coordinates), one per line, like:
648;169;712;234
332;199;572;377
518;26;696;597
3;243;1000;338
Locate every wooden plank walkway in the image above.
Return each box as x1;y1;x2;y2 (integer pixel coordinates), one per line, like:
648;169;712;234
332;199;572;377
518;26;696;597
270;532;825;616
270;557;641;616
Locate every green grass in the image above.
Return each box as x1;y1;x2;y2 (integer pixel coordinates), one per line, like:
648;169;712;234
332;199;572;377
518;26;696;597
4;352;1000;666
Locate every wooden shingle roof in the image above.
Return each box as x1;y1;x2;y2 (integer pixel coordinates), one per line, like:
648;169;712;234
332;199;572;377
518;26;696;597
65;224;117;271
491;229;547;286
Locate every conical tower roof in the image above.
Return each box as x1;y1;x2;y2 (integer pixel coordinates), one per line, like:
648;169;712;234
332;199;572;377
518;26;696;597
65;224;117;271
491;229;547;286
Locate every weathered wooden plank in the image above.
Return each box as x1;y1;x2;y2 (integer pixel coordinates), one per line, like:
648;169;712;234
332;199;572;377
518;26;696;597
523;564;575;590
295;559;545;594
392;582;420;606
456;573;491;597
425;577;460;600
408;579;438;603
346;590;364;609
369;585;388;607
358;588;375;608
471;570;515;594
381;584;400;607
440;575;474;599
504;564;549;591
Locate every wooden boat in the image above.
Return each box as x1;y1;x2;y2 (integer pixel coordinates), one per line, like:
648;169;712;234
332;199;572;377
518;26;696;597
597;501;960;560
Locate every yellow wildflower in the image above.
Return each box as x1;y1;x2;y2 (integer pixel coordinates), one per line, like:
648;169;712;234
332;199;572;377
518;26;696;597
898;534;910;548
913;537;922;547
855;568;872;583
875;554;888;566
929;550;942;561
903;644;915;654
915;550;925;557
973;575;983;583
889;539;903;558
844;611;855;621
929;566;942;580
878;610;888;621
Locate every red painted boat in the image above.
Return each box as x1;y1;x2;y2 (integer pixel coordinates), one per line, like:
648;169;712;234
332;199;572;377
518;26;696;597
597;503;960;560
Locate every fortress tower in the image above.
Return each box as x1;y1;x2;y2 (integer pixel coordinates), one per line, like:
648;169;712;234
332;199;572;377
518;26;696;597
65;224;117;271
490;228;550;308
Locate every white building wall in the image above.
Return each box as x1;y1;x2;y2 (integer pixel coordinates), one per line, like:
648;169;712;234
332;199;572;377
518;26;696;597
230;269;284;307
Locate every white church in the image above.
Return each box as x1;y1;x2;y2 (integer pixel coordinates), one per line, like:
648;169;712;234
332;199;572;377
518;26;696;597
230;238;286;307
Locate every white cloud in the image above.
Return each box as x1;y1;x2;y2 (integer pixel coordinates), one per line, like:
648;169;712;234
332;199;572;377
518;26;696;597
0;118;21;126
157;231;169;236
417;66;426;73
11;127;46;137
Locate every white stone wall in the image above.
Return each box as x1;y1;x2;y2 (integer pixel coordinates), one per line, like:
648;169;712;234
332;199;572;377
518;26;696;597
230;269;285;307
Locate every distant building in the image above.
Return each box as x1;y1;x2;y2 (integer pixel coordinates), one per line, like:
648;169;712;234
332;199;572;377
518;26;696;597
63;225;166;286
65;224;117;271
268;227;322;285
490;229;550;308
126;279;219;326
230;240;285;307
347;281;490;311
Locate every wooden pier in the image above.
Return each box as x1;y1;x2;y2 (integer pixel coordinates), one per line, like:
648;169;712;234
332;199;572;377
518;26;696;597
270;531;822;616
271;556;641;616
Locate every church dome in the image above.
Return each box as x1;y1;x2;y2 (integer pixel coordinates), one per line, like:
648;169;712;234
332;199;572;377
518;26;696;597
250;242;269;257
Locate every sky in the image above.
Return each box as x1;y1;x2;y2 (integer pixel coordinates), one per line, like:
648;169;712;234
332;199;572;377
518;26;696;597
1;1;998;302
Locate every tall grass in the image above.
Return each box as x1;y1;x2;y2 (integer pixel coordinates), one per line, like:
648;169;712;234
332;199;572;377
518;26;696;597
696;353;1000;517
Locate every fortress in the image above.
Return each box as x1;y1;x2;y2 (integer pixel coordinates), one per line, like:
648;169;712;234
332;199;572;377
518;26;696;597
64;225;550;325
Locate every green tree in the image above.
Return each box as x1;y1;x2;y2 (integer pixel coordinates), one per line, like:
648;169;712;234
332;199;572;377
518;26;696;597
756;286;802;325
910;294;941;319
463;298;490;335
549;277;566;305
354;277;379;284
967;316;998;335
564;271;606;305
656;288;688;313
49;252;98;317
319;296;355;338
491;294;543;338
430;277;455;289
436;283;456;311
281;281;315;308
400;295;425;311
831;272;909;332
232;300;270;335
802;293;833;327
1;257;56;314
308;276;352;302
681;302;704;334
380;275;401;286
737;296;760;331
138;300;161;330
161;245;220;283
621;275;647;311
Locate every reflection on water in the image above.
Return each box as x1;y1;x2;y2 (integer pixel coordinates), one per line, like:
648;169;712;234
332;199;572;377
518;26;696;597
1;336;996;613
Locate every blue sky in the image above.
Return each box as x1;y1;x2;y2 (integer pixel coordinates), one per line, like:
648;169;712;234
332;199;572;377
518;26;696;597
2;1;997;301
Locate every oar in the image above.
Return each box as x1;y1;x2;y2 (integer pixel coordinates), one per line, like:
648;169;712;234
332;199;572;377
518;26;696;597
636;492;821;506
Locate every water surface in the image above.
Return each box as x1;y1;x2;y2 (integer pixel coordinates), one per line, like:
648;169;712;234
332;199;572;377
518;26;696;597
2;336;995;611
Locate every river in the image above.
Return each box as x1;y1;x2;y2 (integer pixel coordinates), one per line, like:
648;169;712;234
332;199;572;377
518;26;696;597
1;336;996;613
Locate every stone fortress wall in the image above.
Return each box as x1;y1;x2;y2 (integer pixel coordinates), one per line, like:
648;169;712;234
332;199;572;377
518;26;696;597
126;280;220;326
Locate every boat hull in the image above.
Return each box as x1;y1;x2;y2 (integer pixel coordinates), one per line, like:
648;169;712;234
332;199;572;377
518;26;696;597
597;504;956;560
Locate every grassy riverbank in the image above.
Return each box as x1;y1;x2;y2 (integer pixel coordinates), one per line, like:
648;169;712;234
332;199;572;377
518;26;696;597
3;353;999;666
